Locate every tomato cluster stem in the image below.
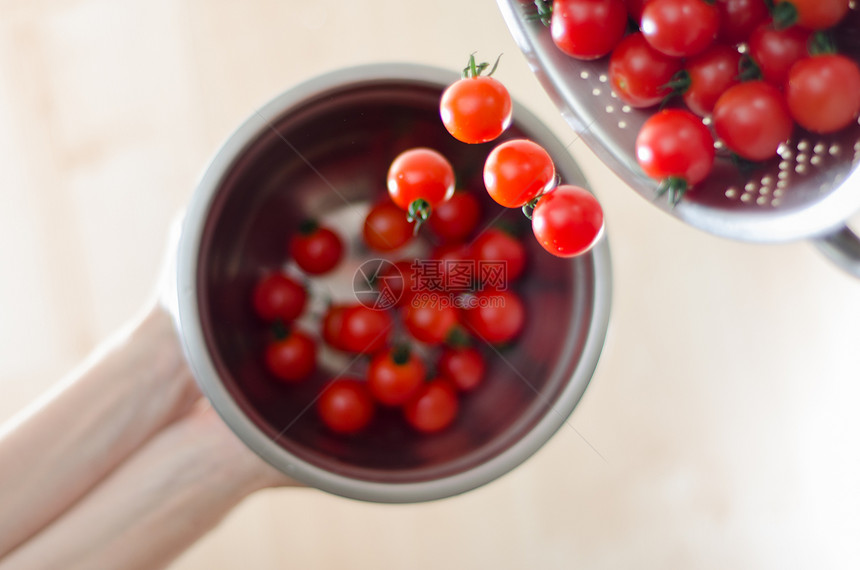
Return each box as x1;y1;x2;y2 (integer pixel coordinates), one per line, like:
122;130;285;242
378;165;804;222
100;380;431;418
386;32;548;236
655;176;689;207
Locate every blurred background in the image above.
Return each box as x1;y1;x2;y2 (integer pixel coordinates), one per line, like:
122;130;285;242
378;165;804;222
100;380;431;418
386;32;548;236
2;0;860;568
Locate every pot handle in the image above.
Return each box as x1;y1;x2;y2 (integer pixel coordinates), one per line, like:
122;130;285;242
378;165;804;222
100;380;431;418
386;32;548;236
814;225;860;279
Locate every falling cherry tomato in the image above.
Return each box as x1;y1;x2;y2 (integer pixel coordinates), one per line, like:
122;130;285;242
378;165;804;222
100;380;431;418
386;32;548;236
483;139;556;208
387;148;455;225
440;54;512;144
530;186;605;257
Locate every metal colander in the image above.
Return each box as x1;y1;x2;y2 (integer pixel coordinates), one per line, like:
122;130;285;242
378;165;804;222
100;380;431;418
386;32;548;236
497;0;860;277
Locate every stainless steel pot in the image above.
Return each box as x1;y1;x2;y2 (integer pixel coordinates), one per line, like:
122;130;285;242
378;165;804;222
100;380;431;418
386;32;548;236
173;63;611;503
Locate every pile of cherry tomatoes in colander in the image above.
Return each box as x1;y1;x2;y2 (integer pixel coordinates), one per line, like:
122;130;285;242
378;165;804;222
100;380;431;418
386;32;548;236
248;55;606;437
529;0;860;203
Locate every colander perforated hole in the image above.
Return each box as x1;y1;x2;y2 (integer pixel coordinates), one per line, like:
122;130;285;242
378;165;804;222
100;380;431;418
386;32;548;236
605;105;614;113
618;120;627;129
580;71;589;79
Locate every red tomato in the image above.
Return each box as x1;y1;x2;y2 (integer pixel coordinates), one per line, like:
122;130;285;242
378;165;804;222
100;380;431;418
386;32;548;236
387;148;455;222
681;45;743;117
635;109;715;202
550;0;628;61
786;54;860;134
713;81;794;161
440;75;512;144
641;0;719;58
338;305;393;354
609;33;684;108
715;0;769;44
483;139;556;208
252;272;307;322
367;346;426;406
264;329;316;383
472;227;526;284
748;23;811;87
378;259;420;307
431;242;475;292
321;305;348;350
404;294;460;345
427;191;482;243
625;0;652;22
530;185;605;257
363;200;414;252
438;346;486;392
289;222;344;275
462;289;526;345
317;378;375;434
773;0;849;30
403;379;459;434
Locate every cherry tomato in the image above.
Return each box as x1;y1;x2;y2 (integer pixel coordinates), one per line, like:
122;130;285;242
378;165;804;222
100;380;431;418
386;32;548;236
431;242;475;292
338;305;393;354
786;54;860;134
317;378;374;434
377;259;420;308
404;379;459;434
289;222;344;275
321;305;348;350
681;45;743;117
748;23;811;87
624;0;653;22
440;75;512;144
427;191;481;243
438;346;486;392
715;0;769;45
472;227;526;285
462;289;526;345
363;200;414;252
713;81;794;161
641;0;719;58
387;148;455;223
550;0;628;61
609;33;684;108
404;294;460;345
773;0;849;30
367;346;426;406
483;139;556;208
635;110;715;203
264;328;317;383
252;272;307;322
530;186;605;257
